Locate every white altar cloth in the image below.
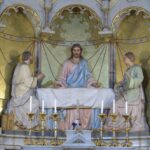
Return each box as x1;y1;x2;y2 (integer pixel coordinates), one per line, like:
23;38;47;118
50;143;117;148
36;88;115;108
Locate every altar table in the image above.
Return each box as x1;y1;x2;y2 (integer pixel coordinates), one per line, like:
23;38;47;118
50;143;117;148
36;88;115;109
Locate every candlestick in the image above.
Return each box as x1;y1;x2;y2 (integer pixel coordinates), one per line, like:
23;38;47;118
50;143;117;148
122;115;132;147
96;113;107;146
109;114;119;147
50;113;61;146
101;100;104;114
27;112;35;136
54;99;57;113
30;96;32;112
125;101;128;114
40;112;46;137
113;99;115;114
42;100;44;113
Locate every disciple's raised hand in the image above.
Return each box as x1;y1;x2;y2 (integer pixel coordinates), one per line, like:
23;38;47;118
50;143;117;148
91;82;101;88
37;72;45;80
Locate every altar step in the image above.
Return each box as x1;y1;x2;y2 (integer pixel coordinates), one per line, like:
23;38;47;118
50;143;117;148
0;129;150;150
0;133;150;150
0;145;149;150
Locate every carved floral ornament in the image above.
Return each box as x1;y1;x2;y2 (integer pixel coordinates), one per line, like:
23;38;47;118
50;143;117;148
50;5;103;30
43;5;104;45
53;5;100;21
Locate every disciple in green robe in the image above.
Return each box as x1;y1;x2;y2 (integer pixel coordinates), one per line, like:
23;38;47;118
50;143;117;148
106;64;148;131
116;64;144;102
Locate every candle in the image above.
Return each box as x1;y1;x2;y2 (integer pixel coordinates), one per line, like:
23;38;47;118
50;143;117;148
101;100;104;114
113;99;115;114
125;101;128;114
42;100;44;113
54;99;57;113
29;96;32;112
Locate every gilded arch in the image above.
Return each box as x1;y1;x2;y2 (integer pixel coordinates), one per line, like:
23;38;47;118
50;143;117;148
47;4;103;45
0;4;42;36
112;6;150;33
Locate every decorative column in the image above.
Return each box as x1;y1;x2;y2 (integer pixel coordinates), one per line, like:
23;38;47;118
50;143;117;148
109;42;116;88
99;0;112;36
34;36;41;87
36;0;55;87
99;0;116;88
42;0;55;34
35;40;42;74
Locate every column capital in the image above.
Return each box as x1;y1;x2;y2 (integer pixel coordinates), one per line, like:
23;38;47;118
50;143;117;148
101;0;110;12
44;0;53;11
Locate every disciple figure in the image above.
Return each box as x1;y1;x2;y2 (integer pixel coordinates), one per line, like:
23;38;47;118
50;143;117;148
55;43;99;130
106;52;148;131
6;51;45;129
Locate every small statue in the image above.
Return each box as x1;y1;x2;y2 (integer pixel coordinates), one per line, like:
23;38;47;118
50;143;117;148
72;119;82;130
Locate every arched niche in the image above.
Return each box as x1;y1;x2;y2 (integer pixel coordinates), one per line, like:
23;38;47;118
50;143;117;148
109;0;150;27
0;4;41;113
0;4;41;36
49;0;104;25
41;4;110;89
49;4;103;41
112;6;150;33
112;7;150;102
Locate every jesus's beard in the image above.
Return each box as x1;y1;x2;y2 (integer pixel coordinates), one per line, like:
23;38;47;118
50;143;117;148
73;54;81;58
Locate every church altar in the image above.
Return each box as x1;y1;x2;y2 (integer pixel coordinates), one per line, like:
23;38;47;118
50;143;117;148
0;0;150;149
36;88;115;108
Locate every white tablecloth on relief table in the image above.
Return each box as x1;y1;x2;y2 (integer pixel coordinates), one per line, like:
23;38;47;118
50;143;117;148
36;88;115;108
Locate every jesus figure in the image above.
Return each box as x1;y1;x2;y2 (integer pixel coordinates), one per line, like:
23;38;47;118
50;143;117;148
55;43;99;130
